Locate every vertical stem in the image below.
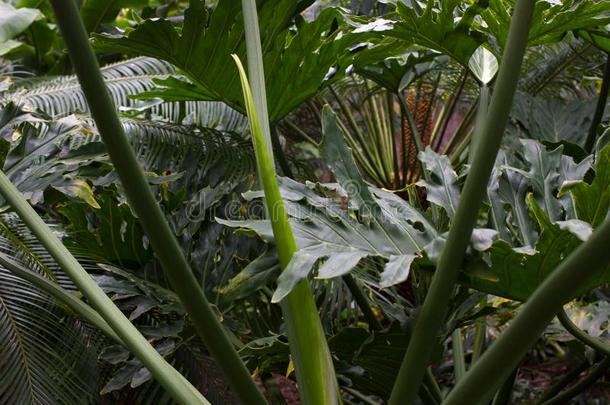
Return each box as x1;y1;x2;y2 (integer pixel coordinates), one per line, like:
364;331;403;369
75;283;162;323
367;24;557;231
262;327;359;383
388;1;535;403
236;1;340;401
585;52;610;153
49;2;265;404
470;296;488;365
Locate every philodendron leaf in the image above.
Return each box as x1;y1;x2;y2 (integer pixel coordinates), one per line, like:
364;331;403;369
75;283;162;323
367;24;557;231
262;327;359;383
219;177;437;295
462;195;602;301
389;0;487;66
468;45;498;85
416;147;461;218
565;143;610;227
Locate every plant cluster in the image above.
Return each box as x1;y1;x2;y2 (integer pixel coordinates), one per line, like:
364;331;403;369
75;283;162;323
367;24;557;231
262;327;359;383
1;0;610;404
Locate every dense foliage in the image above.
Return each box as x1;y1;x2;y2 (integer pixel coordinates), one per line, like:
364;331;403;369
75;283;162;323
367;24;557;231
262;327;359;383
1;0;610;404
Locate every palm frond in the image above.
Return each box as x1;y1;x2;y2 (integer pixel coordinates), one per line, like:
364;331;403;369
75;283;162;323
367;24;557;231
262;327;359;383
0;214;102;405
520;37;605;99
2;57;248;132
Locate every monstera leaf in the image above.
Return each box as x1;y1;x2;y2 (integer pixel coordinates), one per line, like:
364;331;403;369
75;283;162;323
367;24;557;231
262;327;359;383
93;0;378;122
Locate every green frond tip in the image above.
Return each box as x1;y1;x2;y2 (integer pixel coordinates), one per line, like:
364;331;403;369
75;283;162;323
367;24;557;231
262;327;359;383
231;54;298;272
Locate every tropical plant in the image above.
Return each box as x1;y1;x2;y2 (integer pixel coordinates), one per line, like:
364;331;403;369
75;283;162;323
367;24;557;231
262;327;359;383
2;0;610;404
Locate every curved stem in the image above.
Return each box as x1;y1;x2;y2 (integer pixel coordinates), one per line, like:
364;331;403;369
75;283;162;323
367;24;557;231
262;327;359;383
541;356;610;405
49;2;265;404
387;1;535;403
444;218;610;404
585;52;610;153
557;309;610;356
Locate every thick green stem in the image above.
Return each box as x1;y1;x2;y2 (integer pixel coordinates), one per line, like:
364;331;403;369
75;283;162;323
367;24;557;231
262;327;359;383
444;218;610;404
0;171;208;405
541;356;610;405
585;52;610;153
233;52;339;404
387;2;534;403
49;2;264;404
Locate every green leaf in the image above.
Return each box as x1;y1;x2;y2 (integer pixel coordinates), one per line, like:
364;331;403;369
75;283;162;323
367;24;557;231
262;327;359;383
0;3;42;43
219;177;437;291
483;0;610;48
416;147;461;218
468;45;498;85
511;92;596;149
93;1;380;121
462;195;604;301
79;0;148;33
568;143;610;227
389;0;487;66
